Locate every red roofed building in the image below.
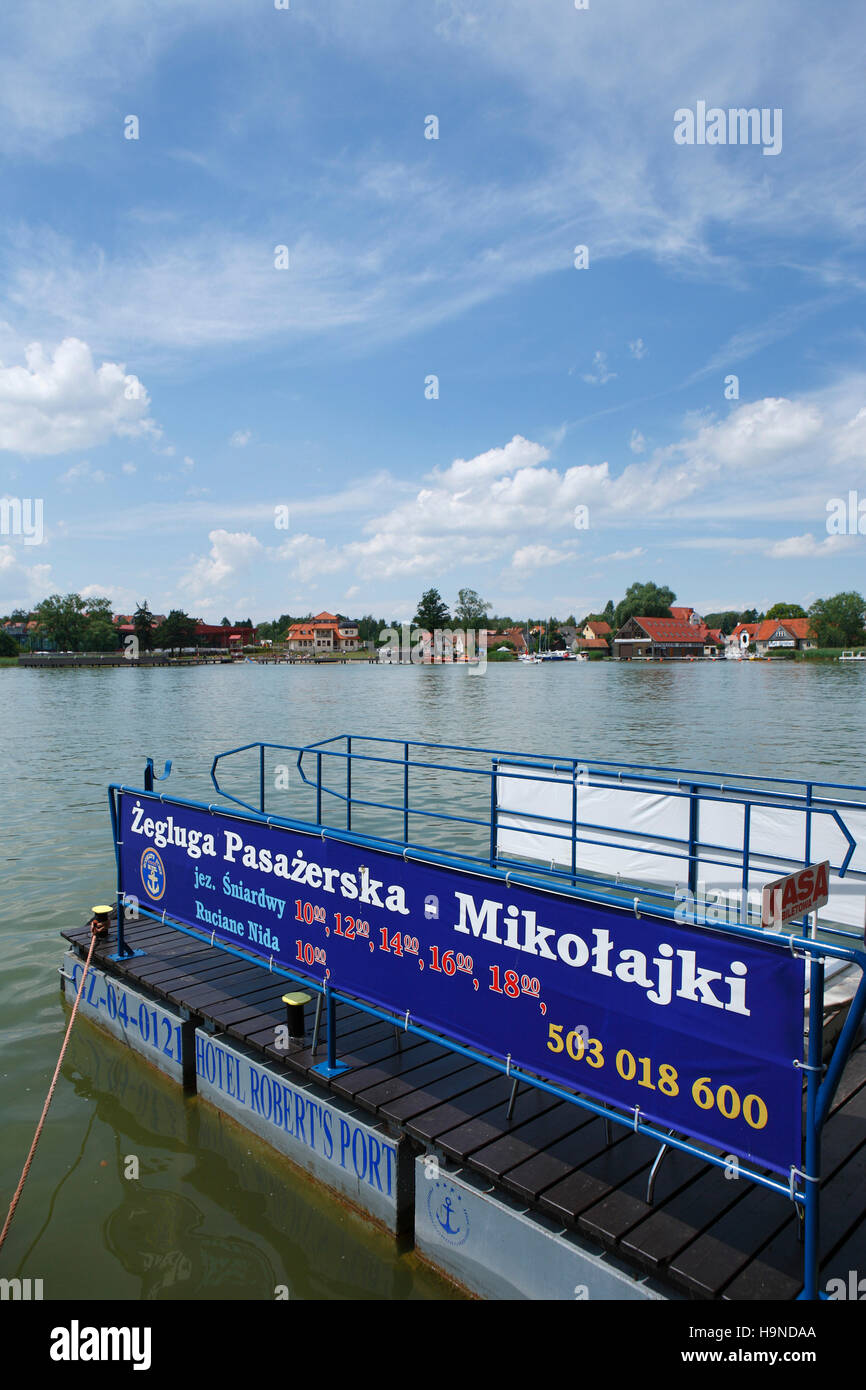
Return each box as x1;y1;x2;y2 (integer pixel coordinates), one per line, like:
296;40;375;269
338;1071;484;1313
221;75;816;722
286;612;360;654
731;618;816;655
577;637;610;654
502;627;528;655
613;614;710;660
582;620;611;640
195;622;257;649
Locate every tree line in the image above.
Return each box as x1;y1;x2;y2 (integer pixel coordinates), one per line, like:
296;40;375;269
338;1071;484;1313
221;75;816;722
3;582;864;656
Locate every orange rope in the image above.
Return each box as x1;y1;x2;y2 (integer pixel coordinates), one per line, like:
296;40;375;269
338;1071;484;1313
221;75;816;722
0;926;99;1254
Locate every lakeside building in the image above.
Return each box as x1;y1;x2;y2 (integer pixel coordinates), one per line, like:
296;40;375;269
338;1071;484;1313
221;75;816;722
582;620;611;642
193;622;257;649
112;616;254;649
577;637;610;655
730;618;817;655
613;608;709;660
113;614;167;643
501;627;528;655
286;612;360;655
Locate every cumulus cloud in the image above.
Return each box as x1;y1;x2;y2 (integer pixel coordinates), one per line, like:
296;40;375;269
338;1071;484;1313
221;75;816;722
180;529;263;596
0;545;52;606
765;533;855;559
511;544;575;569
0;338;157;455
229;430;251;447
277;533;348;586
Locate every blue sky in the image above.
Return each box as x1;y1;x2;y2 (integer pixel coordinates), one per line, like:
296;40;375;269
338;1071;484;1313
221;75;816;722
1;0;864;624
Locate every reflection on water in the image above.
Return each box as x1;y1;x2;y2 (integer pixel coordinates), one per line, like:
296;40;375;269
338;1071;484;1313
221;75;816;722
1;662;864;1299
105;1189;276;1301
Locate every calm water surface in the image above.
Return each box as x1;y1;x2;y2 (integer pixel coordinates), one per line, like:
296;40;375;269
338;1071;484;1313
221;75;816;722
1;661;864;1298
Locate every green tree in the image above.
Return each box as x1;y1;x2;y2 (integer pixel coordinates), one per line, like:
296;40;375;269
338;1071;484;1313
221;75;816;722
133;601;154;651
603;599;615;623
413;588;451;632
156;610;200;650
453;588;490;628
0;630;19;657
85;618;119;651
704;610;747;635
808;592;866;648
613;582;676;632
220;616;231;626
765;602;807;621
34;593;89;651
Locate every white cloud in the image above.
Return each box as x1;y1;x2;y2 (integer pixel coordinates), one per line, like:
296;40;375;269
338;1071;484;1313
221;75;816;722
582;351;616;386
601;546;646;562
180;529;263;596
278;533;348;585
59;460;108;485
229;430;252;448
629;429;646;454
628;339;647;360
121;461;136;474
511;544;575;569
182;455;194;471
0;339;157;455
0;545;52;607
766;533;855;559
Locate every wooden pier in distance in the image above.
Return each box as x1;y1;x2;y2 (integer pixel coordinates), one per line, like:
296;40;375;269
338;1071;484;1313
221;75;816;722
61;914;866;1301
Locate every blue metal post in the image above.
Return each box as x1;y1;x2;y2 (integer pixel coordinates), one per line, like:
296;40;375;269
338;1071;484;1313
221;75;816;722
571;759;578;885
687;784;699;894
316;751;322;824
112;789;125;957
107;789;145;962
740;801;751;923
311;982;350;1078
346;735;352;832
799;955;823;1300
489;760;498;866
403;741;409;843
259;743;265;815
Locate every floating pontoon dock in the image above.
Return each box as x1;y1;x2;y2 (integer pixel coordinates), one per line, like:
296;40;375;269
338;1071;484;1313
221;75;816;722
60;737;866;1300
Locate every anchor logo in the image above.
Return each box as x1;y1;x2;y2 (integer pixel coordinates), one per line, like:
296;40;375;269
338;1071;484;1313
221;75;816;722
140;849;166;901
426;1181;470;1247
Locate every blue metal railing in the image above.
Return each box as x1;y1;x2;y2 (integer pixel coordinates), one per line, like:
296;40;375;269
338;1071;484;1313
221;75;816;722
210;735;866;944
108;733;866;1298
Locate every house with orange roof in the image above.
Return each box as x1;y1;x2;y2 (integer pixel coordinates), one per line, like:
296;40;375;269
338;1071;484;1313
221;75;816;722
613;613;710;660
286;611;360;655
731;617;816;655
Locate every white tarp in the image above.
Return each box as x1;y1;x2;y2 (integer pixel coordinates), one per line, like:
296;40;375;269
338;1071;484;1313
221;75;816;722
495;764;865;933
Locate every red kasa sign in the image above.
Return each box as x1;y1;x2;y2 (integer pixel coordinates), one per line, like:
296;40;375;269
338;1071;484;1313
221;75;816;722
761;861;830;927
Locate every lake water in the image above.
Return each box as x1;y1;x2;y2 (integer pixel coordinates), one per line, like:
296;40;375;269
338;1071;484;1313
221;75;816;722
1;660;864;1299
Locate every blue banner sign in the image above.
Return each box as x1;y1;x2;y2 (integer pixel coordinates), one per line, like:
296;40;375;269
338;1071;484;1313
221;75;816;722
118;792;805;1174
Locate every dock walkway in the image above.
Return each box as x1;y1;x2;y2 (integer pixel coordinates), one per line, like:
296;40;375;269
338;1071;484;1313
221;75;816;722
61;915;866;1300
